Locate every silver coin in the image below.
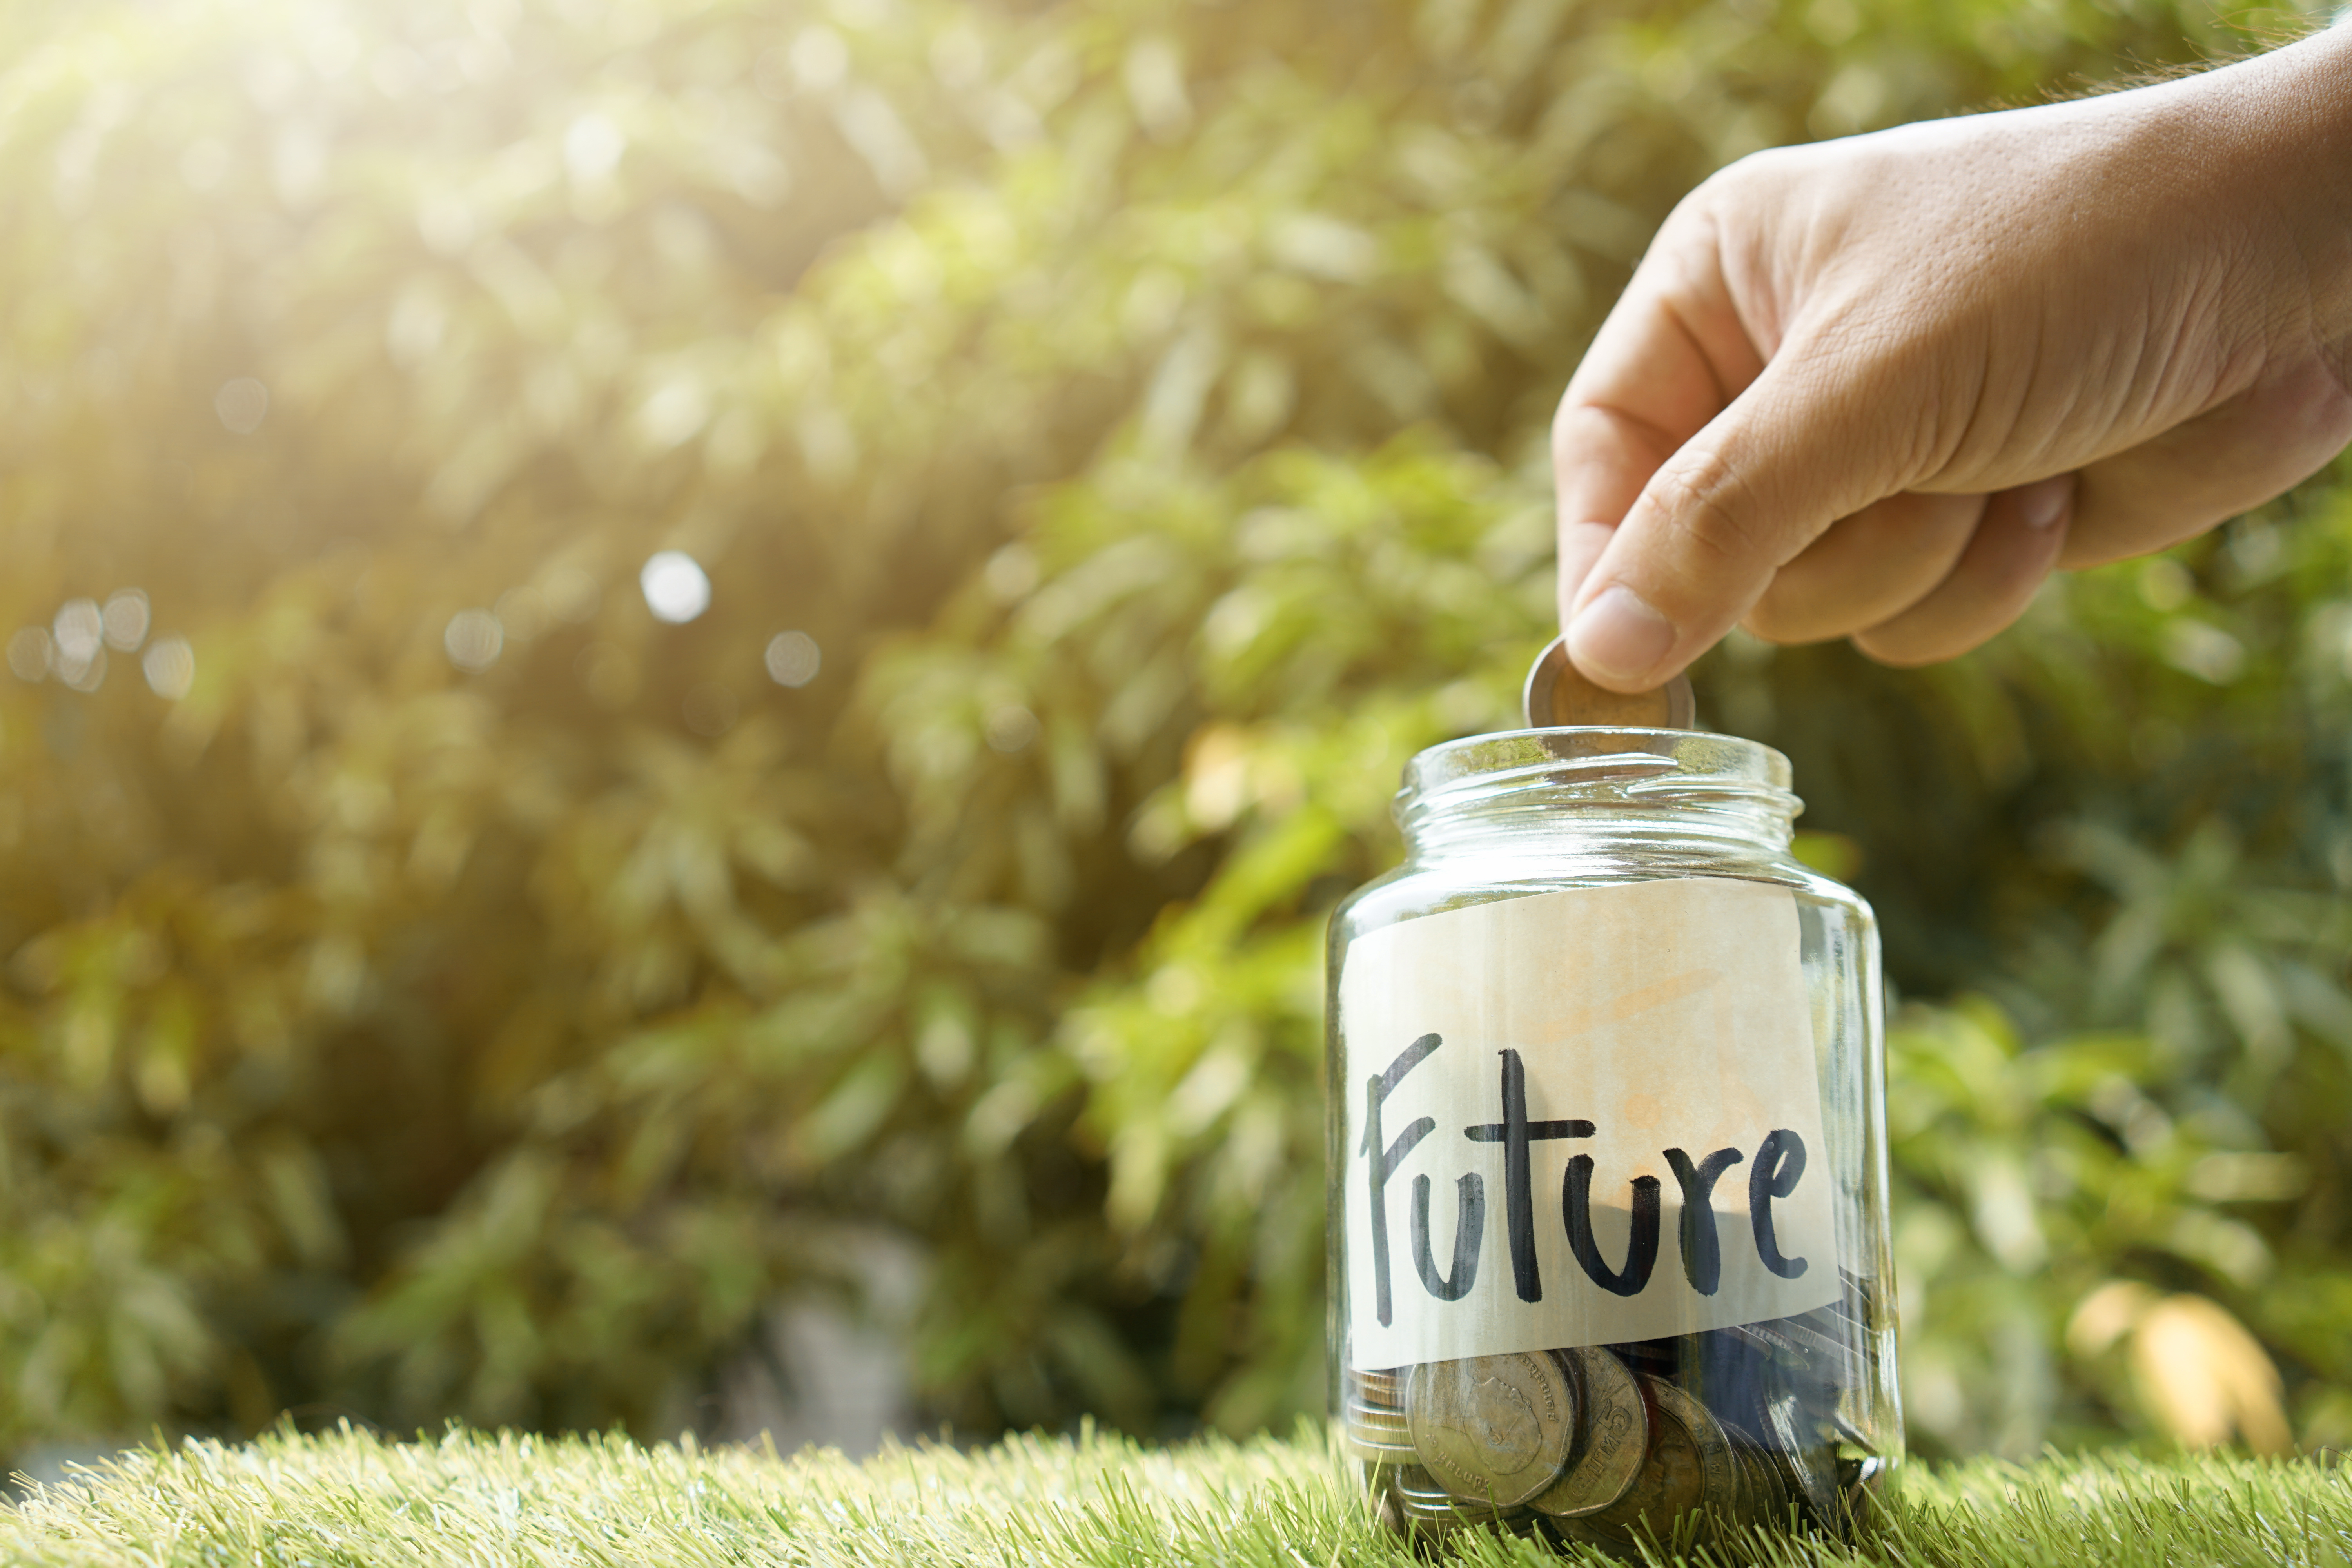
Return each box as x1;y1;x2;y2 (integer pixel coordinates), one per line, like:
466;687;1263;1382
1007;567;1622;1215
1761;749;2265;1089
1346;1428;1418;1460
1721;1320;1809;1362
1345;1399;1417;1459
1384;1472;1468;1541
1405;1351;1577;1508
1389;1463;1526;1530
1522;634;1697;730
1346;1364;1409;1458
1765;1314;1850;1365
1758;1363;1841;1522
1530;1347;1648;1518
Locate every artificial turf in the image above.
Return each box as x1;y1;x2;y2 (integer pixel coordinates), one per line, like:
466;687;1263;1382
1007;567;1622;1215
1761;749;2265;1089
1;1423;2343;1566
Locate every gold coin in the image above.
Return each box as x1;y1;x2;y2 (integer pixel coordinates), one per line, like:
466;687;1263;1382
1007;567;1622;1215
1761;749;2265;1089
1564;1376;1741;1548
1350;1367;1403;1406
1653;1380;1742;1540
1405;1351;1577;1509
1728;1423;1787;1532
1530;1347;1648;1518
1521;634;1696;730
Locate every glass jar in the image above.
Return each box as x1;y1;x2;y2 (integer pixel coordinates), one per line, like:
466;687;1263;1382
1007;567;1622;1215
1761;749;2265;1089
1326;727;1900;1555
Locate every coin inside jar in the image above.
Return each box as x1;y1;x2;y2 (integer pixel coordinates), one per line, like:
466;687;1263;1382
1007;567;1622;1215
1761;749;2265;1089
1389;1463;1526;1532
1345;1403;1417;1459
1405;1352;1577;1509
1561;1376;1740;1549
1530;1347;1648;1519
1727;1422;1788;1531
1757;1363;1841;1523
1522;634;1696;730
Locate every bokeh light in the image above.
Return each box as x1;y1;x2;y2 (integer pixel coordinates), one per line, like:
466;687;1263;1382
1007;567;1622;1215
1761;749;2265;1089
764;630;820;687
639;551;710;624
52;600;105;688
53;599;102;666
214;377;270;434
142;637;196;700
564;113;625;183
444;609;504;672
102;590;150;651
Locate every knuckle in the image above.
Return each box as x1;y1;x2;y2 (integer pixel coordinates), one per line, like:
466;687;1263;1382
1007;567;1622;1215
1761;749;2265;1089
1646;453;1773;574
1694;145;1802;207
1550;400;1598;461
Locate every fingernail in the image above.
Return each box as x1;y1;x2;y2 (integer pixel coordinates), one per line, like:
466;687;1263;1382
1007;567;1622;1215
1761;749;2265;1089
1568;584;1677;686
2017;474;2074;530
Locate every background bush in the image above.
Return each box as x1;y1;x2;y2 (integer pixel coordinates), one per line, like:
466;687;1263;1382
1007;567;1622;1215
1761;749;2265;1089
0;0;2345;1469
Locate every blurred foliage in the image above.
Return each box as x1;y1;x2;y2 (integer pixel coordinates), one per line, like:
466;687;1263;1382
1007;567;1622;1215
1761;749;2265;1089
0;0;2344;1468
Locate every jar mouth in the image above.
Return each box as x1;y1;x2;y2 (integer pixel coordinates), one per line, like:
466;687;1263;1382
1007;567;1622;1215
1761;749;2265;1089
1396;727;1798;835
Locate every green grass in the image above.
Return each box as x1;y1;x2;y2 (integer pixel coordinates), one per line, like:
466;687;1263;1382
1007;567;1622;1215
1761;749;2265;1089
1;1425;2345;1567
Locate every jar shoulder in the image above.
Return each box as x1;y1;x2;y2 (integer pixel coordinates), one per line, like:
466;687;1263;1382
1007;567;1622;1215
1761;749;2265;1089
1330;851;1875;948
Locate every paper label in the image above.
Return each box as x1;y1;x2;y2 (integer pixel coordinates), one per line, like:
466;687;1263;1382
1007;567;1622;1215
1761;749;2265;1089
1341;877;1837;1368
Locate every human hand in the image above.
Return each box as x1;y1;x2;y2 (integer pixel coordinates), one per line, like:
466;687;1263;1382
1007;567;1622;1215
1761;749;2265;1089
1552;25;2352;688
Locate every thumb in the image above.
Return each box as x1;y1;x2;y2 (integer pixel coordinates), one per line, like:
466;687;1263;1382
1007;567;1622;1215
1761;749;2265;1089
1565;353;1913;690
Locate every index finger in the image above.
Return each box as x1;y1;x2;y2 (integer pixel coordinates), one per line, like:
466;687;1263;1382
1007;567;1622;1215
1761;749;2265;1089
1552;210;1768;624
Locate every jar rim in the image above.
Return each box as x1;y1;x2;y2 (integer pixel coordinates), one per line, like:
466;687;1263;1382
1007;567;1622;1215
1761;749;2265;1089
1396;727;1797;830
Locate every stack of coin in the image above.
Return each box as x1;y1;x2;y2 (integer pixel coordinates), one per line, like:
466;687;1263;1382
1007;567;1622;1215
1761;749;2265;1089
1342;1367;1416;1461
1388;1461;1524;1540
1725;1417;1795;1531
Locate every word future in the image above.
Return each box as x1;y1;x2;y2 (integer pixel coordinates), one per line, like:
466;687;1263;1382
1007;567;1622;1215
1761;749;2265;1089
1359;1033;1809;1329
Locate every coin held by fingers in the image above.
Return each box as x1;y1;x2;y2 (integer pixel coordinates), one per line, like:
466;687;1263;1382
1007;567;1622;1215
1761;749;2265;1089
1523;635;1697;730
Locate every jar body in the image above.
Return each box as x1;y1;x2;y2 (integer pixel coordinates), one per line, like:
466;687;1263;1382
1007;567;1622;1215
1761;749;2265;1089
1326;731;1899;1554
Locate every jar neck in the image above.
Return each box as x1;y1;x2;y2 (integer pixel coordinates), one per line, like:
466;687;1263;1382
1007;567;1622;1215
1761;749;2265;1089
1395;729;1800;864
